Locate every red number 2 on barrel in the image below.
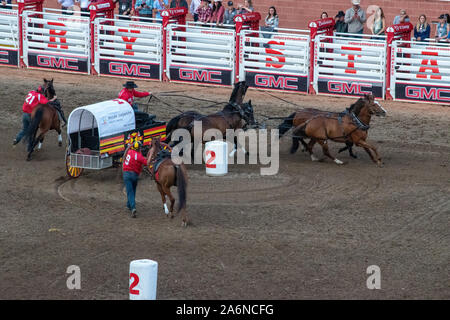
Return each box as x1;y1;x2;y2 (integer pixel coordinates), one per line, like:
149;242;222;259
129;273;140;295
205;150;216;168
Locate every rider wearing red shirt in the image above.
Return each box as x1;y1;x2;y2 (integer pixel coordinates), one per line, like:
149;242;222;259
118;81;151;111
122;140;151;218
13;87;55;145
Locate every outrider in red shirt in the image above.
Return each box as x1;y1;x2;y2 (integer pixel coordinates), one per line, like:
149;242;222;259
22;91;49;114
122;149;148;175
118;88;150;105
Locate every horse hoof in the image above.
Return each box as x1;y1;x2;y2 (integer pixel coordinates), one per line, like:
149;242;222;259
351;154;358;159
26;156;31;161
181;221;188;227
334;158;344;165
311;155;319;162
58;142;62;147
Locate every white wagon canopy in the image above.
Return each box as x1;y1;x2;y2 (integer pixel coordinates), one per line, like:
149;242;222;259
68;99;135;140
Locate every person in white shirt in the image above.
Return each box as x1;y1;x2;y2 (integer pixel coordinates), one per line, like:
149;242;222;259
58;0;75;15
76;0;90;16
190;0;201;22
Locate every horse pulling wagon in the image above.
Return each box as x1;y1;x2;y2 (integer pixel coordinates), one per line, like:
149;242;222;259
65;99;166;178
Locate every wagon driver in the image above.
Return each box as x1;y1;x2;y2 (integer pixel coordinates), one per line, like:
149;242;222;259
118;80;152;112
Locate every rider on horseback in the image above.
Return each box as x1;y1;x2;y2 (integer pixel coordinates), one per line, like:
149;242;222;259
118;81;152;112
13;86;57;146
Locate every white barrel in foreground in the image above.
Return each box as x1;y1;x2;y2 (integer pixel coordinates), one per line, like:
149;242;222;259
129;259;158;300
204;140;228;176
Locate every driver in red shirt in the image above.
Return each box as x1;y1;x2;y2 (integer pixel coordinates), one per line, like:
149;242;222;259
118;81;151;112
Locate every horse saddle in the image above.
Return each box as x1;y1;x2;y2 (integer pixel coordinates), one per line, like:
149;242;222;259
149;149;172;180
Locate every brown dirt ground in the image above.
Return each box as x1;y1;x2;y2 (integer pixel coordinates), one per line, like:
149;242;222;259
0;67;449;300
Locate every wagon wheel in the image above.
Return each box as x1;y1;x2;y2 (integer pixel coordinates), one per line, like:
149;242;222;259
65;147;83;178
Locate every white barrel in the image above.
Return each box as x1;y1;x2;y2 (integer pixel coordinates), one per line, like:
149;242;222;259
204;140;228;176
129;259;158;300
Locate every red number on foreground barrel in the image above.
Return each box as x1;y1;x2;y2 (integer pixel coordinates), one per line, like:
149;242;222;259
129;273;140;295
205;150;216;168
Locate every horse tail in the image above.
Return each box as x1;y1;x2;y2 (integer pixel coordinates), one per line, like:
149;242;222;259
278;112;296;137
176;165;187;213
24;106;44;151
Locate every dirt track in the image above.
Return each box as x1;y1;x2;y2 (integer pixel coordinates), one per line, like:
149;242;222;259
0;68;449;299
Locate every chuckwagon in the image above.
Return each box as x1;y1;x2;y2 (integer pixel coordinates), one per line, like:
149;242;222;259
65;99;166;178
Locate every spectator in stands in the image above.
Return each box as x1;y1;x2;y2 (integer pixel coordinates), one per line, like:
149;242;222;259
197;0;212;24
135;0;154;19
344;0;366;35
170;0;188;9
435;14;449;43
209;0;225;26
393;9;410;25
76;0;91;17
58;0;75;15
115;0;133;19
224;1;237;25
190;0;202;21
414;14;431;42
238;0;253;14
153;0;169;20
334;11;348;34
371;7;385;38
261;6;278;38
321;12;328;19
0;0;13;10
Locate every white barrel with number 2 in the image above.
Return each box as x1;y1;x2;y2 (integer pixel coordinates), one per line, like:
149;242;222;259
129;259;158;300
204;140;228;176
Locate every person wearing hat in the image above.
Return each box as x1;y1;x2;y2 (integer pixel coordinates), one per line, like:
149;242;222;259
118;81;151;112
393;9;410;25
334;10;348;34
435;14;449;43
344;0;366;35
197;0;213;24
223;1;237;25
122;139;151;218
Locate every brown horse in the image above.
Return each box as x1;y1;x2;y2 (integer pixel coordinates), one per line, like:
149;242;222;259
291;94;386;166
147;138;189;227
24;79;62;161
165;81;250;144
277;100;373;158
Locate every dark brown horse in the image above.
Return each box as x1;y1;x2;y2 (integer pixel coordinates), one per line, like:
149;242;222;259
24;79;62;161
291;94;387;166
165;81;250;144
147;138;189;227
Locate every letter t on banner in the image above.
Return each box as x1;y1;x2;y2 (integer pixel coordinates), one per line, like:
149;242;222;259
129;259;158;300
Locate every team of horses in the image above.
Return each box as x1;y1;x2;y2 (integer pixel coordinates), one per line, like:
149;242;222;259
21;79;387;226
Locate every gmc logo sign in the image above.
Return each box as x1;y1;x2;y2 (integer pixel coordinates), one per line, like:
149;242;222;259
179;69;222;84
318;79;382;97
109;62;150;77
328;81;372;95
405;86;450;102
37;55;79;71
28;53;88;73
254;74;298;90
